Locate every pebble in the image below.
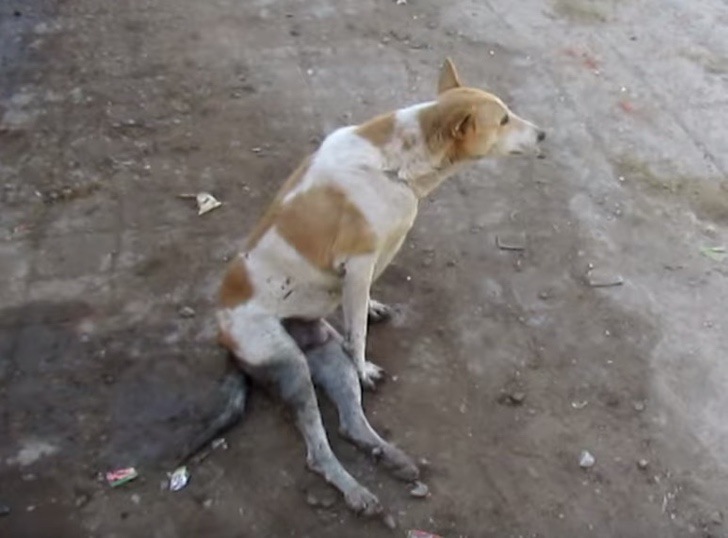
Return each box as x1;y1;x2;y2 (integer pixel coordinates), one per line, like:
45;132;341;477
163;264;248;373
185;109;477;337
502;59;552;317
305;492;320;507
496;232;526;251
587;269;624;288
202;498;213;509
637;459;649;470
409;481;429;498
0;503;10;516
710;510;723;525
633;400;646;412
509;391;526;405
74;495;89;508
579;450;596;469
179;306;195;318
383;513;397;529
131;494;141;505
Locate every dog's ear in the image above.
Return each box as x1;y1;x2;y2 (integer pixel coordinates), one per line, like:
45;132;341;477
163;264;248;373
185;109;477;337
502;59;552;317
438;58;462;94
449;107;475;140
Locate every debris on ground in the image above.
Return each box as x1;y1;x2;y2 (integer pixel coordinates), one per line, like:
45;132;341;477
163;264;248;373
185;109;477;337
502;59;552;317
618;100;636;113
497;389;526;406
496;232;526;251
0;503;10;516
130;493;141;505
382;513;397;529
633;400;646;412
586;269;624;288
195;192;222;215
178;306;195;318
396;0;407;5
571;400;589;409
700;246;727;262
177;192;223;215
168;466;190;492
211;438;228;450
579;450;596;469
409;481;430;498
105;467;138;488
202;499;213;509
637;459;649;470
407;531;443;538
710;510;723;525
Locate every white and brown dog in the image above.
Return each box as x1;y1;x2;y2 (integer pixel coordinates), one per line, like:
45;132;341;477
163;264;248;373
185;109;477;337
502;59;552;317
207;58;545;516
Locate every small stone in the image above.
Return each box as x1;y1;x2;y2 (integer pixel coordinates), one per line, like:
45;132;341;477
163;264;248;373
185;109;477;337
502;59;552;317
131;494;140;505
409;481;429;498
306;492;320;507
418;457;431;469
579;450;596;469
383;513;397;529
509;391;526;405
710;510;723;525
586;269;624;288
633;400;646;412
319;496;335;509
26;505;36;512
0;503;10;516
637;459;649;470
179;306;195;318
202;498;213;509
496;232;526;251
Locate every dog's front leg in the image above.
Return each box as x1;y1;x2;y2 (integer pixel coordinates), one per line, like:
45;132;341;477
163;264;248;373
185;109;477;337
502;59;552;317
342;256;383;389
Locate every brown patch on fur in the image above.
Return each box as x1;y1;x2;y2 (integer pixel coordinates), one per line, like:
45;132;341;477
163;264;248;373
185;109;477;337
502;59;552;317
356;113;395;147
276;185;377;272
246;155;313;250
219;256;254;307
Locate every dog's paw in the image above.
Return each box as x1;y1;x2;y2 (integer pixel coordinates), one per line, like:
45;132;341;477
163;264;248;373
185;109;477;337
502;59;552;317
359;361;385;390
368;300;393;324
344;485;382;516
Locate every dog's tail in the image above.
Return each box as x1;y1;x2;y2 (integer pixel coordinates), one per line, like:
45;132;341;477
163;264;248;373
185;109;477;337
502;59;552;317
177;365;248;465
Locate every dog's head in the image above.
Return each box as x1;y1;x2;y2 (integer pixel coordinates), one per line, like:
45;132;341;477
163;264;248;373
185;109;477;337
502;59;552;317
423;58;545;162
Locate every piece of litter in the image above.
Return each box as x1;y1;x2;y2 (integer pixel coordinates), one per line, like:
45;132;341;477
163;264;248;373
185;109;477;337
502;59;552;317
168;466;190;492
196;192;222;215
105;467;138;488
211;438;228;450
571;400;588;409
409;481;429;498
579;450;596;469
178;306;195;318
618;100;635;113
496;232;526;251
587;269;624;288
407;530;441;538
700;246;727;262
383;513;397;529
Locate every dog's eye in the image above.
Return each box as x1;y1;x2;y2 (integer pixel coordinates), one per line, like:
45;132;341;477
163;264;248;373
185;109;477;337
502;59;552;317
500;115;509;126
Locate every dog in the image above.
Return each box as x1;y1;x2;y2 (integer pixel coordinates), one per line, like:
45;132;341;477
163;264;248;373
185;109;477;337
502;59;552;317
188;58;545;517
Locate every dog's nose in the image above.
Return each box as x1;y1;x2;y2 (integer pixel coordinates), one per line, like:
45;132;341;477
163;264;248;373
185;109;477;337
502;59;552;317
537;130;546;142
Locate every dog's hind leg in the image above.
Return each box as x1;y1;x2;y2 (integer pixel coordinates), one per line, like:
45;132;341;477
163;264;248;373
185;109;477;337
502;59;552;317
305;330;420;482
228;313;382;516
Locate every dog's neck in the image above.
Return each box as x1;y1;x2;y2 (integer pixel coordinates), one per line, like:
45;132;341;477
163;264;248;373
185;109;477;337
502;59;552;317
380;102;460;199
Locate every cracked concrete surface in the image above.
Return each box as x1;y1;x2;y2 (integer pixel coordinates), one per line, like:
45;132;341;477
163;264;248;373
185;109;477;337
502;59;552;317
2;0;728;536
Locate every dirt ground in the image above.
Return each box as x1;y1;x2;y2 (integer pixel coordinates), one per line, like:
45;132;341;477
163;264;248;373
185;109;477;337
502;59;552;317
2;0;728;536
